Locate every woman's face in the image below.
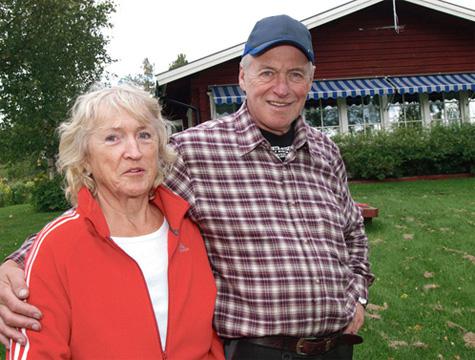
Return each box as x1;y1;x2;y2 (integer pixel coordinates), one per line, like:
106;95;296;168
86;109;159;202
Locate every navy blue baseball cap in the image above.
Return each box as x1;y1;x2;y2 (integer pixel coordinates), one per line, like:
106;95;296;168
243;15;315;64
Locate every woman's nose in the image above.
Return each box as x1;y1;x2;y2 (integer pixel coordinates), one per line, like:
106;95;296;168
124;138;142;159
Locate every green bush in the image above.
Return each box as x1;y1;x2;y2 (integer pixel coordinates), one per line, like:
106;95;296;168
334;123;475;180
0;178;13;207
31;176;70;212
11;180;35;205
0;178;38;207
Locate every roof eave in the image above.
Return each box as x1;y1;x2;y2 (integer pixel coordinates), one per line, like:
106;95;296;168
156;0;475;86
156;44;244;85
156;0;383;86
404;0;475;22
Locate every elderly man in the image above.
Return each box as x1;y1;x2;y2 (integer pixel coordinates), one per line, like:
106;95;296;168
0;15;373;360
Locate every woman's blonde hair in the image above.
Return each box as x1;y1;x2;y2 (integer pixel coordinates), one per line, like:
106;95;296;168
57;84;176;206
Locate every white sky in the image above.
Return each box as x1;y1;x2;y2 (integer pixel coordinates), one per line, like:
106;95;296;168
106;0;475;79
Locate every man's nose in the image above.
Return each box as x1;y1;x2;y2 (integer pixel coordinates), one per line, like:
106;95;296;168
273;73;290;97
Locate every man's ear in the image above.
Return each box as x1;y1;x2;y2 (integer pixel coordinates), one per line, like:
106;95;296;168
238;66;246;93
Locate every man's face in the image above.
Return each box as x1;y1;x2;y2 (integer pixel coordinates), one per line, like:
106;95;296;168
239;45;313;135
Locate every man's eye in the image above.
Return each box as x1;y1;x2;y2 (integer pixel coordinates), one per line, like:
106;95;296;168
289;71;305;82
259;70;274;79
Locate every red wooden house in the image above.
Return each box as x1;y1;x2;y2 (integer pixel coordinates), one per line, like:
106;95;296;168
156;0;475;134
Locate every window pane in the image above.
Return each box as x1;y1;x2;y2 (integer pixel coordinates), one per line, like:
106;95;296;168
364;95;381;124
469;99;475;124
366;124;382;133
444;92;460;124
445;100;460;123
322;104;338;127
349;124;365;133
322;127;340;137
404;93;421;121
216;103;238;117
429;100;444;121
304;103;323;128
405;103;421;121
388;104;403;124
348;104;363;125
347;97;363;126
166;119;184;135
389;94;403;124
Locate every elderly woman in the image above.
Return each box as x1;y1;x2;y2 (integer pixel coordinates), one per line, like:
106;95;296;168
7;85;224;359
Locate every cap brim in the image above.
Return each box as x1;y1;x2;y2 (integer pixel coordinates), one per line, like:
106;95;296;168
245;39;314;63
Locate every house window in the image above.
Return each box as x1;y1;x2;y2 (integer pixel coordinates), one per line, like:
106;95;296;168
429;91;461;125
304;98;339;136
166;119;184;135
467;90;475;124
215;103;240;117
347;95;382;134
388;93;422;128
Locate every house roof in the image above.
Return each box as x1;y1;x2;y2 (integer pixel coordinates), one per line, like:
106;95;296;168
156;0;475;86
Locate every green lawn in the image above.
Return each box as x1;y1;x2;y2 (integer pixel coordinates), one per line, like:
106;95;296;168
0;178;474;359
351;177;475;359
0;204;61;261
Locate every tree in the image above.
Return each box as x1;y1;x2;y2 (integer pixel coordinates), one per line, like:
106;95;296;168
169;53;188;70
120;57;155;94
0;0;115;177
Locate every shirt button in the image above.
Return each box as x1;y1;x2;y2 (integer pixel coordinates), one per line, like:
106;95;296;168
314;278;320;283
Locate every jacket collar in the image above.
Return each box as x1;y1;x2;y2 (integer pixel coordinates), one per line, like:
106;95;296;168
76;186;190;239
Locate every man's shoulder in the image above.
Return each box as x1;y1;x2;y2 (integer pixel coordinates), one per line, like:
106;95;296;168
305;125;340;155
170;113;239;146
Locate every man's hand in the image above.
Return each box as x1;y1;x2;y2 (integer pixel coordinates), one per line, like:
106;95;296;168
343;303;365;334
0;260;42;349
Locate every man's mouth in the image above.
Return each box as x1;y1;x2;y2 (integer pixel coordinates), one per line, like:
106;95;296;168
268;100;290;107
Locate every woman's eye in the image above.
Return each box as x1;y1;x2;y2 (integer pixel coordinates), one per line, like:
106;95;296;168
139;131;152;140
105;134;118;142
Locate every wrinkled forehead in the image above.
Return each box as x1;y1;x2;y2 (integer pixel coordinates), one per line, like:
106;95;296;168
91;102;154;130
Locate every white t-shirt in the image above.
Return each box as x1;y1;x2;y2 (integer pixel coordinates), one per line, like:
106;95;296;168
112;220;169;350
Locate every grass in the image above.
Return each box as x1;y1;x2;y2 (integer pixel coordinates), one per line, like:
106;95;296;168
0;204;61;261
351;177;475;359
0;178;474;359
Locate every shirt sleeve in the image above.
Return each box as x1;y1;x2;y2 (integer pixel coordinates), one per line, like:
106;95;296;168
164;137;196;209
8;232;71;359
333;146;375;301
4;233;37;268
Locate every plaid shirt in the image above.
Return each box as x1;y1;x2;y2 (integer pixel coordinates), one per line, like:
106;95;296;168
9;102;373;338
166;103;373;338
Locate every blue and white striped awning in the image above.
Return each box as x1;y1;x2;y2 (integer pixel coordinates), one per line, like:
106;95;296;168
210;85;246;105
210;73;475;104
210;78;393;104
388;73;475;94
308;78;394;100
